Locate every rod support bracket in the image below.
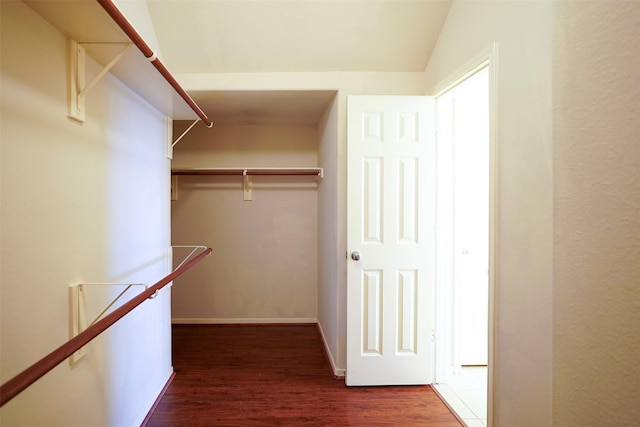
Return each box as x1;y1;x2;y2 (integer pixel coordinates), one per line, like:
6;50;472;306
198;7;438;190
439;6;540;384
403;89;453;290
67;39;132;123
171;119;201;148
68;40;86;122
243;170;253;201
68;282;148;365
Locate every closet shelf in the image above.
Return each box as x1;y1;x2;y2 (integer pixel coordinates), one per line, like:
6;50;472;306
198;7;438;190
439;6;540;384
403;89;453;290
24;0;210;123
171;168;324;178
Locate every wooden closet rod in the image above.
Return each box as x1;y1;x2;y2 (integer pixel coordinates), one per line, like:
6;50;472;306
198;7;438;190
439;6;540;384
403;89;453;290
97;0;213;127
172;168;324;177
0;247;212;407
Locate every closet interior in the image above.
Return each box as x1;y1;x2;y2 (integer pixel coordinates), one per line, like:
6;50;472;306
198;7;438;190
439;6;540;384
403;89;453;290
170;90;338;325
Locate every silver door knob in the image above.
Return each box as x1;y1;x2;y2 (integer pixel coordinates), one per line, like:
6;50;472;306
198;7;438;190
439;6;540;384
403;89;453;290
351;251;361;261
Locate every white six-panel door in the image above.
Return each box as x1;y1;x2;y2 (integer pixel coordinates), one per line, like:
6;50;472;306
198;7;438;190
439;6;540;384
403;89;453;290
346;96;436;386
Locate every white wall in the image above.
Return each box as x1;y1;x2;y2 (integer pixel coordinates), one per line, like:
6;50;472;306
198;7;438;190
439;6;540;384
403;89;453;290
552;2;640;425
317;95;340;373
170;125;319;322
0;2;173;425
424;2;553;425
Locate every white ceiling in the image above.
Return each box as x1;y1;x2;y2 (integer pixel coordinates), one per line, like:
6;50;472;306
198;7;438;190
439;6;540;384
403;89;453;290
146;0;453;124
147;0;452;74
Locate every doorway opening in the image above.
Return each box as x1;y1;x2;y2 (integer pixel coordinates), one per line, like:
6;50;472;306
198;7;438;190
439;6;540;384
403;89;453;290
433;63;491;426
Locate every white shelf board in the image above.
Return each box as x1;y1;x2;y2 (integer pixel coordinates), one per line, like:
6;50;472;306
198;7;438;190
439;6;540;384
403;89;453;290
24;0;199;120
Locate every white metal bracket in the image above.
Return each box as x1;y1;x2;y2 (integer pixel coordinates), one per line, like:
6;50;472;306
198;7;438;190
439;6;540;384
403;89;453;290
172;119;201;149
243;169;253;201
171;246;210;272
166;117;174;159
67;39;132;122
68;282;148;365
68;284;88;364
171;175;179;201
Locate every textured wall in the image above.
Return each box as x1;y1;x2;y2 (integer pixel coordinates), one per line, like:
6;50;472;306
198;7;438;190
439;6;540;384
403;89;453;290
424;2;554;425
552;2;640;425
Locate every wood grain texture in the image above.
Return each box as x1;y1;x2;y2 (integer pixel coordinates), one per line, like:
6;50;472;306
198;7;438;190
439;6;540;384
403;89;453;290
144;325;462;426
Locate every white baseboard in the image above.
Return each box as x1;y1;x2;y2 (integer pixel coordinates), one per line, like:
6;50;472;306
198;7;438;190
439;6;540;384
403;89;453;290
171;317;318;325
317;322;346;378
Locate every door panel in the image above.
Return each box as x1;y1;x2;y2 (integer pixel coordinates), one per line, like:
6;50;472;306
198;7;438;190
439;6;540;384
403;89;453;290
346;95;436;386
362;157;382;242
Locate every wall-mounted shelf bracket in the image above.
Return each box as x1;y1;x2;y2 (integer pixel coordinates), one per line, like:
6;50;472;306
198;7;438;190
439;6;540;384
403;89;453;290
170;246;211;273
68;282;148;365
172;119;201;148
67;39;132;122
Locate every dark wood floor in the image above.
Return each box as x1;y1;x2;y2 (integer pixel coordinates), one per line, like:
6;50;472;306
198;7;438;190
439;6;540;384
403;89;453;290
144;324;462;426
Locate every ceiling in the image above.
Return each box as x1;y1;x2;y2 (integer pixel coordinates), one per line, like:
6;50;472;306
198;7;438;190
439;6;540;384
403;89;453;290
147;0;453;125
147;0;452;74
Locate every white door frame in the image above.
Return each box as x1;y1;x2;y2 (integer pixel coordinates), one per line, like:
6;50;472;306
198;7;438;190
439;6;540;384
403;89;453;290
430;42;498;427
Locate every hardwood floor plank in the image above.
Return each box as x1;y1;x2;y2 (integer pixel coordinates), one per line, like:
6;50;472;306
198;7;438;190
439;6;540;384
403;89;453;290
145;325;462;426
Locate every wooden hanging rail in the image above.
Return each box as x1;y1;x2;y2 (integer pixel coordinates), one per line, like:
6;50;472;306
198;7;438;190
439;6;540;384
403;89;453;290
0;247;212;408
171;168;324;178
96;0;213;127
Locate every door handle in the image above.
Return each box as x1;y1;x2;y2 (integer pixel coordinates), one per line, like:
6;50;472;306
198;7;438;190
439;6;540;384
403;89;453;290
351;251;361;261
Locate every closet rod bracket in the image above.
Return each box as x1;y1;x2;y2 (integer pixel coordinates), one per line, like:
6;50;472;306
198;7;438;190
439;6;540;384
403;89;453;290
172;119;201;148
170;246;211;274
243;170;253;201
67;39;133;123
68;282;148;365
